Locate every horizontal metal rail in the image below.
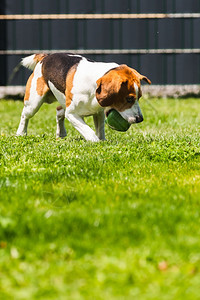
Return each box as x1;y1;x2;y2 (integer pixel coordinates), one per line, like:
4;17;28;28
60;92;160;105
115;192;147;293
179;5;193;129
0;13;200;20
1;49;200;55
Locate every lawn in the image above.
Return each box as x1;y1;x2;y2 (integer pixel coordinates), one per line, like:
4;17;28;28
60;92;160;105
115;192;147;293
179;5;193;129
0;98;200;299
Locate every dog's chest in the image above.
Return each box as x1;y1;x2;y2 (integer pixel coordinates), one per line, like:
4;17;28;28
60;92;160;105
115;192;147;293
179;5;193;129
69;93;101;116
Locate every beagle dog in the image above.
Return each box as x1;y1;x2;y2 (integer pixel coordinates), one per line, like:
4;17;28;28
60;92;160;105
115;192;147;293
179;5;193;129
17;53;151;142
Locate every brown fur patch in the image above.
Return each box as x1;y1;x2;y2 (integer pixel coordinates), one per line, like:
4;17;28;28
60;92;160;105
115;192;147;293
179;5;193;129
42;53;81;95
56;105;63;111
34;53;48;63
36;76;49;96
24;73;34;101
65;66;77;107
96;65;151;111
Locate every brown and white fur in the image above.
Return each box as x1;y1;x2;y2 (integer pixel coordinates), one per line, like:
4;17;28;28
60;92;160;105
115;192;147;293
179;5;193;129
17;53;151;142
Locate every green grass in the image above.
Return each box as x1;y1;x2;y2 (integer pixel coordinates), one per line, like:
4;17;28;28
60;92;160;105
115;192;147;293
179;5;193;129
0;98;200;299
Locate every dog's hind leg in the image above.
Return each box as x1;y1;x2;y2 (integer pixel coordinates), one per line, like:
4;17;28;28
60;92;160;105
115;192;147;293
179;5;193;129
16;98;45;136
56;106;67;138
16;63;49;136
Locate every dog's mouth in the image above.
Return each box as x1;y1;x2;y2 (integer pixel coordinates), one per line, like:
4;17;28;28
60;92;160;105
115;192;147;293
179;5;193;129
105;109;114;117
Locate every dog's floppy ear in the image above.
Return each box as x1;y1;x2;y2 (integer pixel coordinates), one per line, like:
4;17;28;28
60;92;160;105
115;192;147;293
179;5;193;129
140;75;151;85
131;68;151;85
96;73;122;107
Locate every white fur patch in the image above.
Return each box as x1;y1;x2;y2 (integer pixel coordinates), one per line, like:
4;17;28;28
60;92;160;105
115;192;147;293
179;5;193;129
29;62;43;98
48;81;66;107
68;54;83;58
21;54;37;70
134;83;139;99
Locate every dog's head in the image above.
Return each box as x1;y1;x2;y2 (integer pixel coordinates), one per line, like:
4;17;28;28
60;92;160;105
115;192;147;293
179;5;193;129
96;65;151;124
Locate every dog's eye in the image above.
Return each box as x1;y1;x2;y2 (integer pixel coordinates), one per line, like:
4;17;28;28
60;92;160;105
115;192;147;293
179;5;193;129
126;96;135;103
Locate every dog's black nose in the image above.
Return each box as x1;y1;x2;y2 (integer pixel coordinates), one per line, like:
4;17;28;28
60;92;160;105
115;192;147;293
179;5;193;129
136;115;143;123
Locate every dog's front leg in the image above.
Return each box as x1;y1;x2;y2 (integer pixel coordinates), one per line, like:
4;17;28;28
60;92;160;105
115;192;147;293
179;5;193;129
65;112;100;142
93;111;106;140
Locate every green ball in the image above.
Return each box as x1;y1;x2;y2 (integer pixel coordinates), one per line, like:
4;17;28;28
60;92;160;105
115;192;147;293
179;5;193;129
105;109;130;132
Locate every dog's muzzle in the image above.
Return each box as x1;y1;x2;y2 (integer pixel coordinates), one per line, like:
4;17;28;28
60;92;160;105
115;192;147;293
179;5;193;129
126;115;143;124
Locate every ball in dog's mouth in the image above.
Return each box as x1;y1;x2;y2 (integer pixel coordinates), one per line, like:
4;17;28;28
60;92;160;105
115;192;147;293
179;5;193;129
105;109;131;132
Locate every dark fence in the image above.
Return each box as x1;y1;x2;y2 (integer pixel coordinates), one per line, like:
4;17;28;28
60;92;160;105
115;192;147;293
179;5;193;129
0;0;200;86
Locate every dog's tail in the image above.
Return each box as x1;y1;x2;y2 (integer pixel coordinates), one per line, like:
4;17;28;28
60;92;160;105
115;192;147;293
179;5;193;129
21;53;48;71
